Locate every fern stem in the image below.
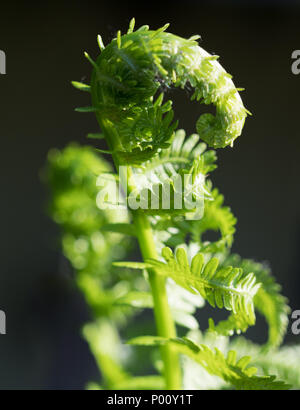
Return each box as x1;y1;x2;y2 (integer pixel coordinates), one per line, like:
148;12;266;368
132;210;182;389
93;114;181;389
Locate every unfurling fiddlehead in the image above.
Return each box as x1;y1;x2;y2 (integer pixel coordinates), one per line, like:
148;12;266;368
74;18;249;165
62;19;291;390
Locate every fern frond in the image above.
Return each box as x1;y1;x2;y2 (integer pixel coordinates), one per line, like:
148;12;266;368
44;144;129;276
148;185;236;255
128;336;289;390
150;247;259;323
208;314;250;337
140;129;217;175
79;23;248;165
168;186;236;250
114;94;178;164
230;337;300;389
136;247;260;325
189;187;236;251
181;329;229;390
123;130;215;217
223;255;290;348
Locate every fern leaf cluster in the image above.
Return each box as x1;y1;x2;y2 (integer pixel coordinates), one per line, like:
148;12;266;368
128;336;289;390
222;255;290;347
77;19;248;166
230;338;300;389
116;246;259;327
43;19;296;390
124;129;216;216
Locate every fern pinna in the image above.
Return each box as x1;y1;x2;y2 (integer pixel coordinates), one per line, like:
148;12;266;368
44;19;295;390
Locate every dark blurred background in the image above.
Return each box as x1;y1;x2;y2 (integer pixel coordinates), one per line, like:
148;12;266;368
0;0;300;389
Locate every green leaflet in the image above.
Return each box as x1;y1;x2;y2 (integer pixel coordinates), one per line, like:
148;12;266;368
90;130;216;220
115;96;178;164
71;81;91;92
78;22;248;165
116;247;260;329
208;314;250;337
140;129;217;176
44;144;131;277
128;336;289;390
147;247;260;326
222;255;290;348
230;337;300;390
45;144;111;225
155;185;236;251
189;187;236;252
180;329;230;390
122;129;216;217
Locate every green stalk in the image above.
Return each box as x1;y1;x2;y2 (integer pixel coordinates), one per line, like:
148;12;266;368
94;115;181;389
132;210;182;389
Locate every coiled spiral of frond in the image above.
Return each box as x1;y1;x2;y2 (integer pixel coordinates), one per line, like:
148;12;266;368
75;19;249;164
